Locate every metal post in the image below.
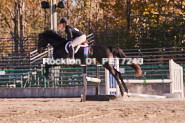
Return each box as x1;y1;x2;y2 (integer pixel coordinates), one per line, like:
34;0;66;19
21;75;22;87
51;0;57;31
53;0;57;31
50;0;53;30
96;65;100;95
14;79;15;88
42;64;46;88
50;0;58;87
38;77;39;87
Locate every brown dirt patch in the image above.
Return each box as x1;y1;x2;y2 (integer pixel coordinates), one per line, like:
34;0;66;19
0;97;185;123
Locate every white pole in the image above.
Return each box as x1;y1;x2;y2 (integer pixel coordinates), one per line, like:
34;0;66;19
53;0;57;31
180;67;184;98
126;92;167;98
51;0;57;31
169;59;174;95
105;68;109;95
115;58;120;97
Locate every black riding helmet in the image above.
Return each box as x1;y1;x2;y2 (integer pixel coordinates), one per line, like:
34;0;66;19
60;18;69;24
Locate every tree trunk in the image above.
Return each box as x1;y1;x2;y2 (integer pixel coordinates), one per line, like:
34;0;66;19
127;0;131;31
19;0;24;56
14;2;18;56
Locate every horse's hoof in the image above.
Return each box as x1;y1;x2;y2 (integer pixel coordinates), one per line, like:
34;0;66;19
44;75;50;83
121;93;124;97
126;89;129;94
49;73;54;80
45;76;49;80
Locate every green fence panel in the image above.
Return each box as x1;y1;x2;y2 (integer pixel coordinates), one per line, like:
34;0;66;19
0;64;184;88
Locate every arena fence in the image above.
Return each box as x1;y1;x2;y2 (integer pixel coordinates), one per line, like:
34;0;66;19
0;64;184;88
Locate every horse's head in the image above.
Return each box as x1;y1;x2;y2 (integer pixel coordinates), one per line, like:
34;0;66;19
38;33;48;54
38;30;68;55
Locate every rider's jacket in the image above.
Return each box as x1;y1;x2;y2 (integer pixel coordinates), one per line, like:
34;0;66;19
65;25;84;40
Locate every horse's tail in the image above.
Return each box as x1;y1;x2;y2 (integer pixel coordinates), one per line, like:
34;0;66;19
108;46;142;77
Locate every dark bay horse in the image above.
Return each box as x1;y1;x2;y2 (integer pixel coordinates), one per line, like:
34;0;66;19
38;30;142;96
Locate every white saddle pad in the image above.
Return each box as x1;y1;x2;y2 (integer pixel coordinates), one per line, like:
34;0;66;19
65;41;88;54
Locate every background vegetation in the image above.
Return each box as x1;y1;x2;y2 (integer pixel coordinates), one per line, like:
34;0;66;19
0;0;185;56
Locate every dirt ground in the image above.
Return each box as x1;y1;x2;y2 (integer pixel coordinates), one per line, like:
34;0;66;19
0;97;185;123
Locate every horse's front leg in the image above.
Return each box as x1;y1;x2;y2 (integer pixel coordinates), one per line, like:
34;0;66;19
44;64;53;84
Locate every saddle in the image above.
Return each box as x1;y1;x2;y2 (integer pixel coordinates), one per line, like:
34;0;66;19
65;41;88;54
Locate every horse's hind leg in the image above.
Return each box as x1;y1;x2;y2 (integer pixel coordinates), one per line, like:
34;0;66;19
117;68;129;94
104;64;125;96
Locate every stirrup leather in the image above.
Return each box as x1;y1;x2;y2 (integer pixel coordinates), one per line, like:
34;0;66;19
69;46;74;59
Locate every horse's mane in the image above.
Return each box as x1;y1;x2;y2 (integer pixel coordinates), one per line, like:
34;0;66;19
41;29;67;43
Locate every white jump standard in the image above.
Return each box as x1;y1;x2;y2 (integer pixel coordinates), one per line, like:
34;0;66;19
105;59;184;98
81;47;118;101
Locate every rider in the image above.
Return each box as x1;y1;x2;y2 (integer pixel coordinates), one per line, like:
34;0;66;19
60;18;86;59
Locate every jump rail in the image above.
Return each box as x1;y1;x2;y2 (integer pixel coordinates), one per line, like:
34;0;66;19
86;77;101;83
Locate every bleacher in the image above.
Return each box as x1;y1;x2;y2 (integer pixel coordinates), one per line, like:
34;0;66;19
1;29;185;69
123;47;185;65
0;55;42;69
92;28;185;65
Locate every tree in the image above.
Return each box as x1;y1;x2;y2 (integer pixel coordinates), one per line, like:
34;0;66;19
0;0;50;55
0;0;19;55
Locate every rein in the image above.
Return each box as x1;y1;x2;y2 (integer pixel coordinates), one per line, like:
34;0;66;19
49;38;69;48
50;41;64;48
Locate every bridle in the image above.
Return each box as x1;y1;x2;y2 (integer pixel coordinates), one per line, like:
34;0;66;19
50;41;65;48
38;37;48;51
38;34;69;53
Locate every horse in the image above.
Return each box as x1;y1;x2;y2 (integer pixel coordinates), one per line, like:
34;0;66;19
37;30;142;96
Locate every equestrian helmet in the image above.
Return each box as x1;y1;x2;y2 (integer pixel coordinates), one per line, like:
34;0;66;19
60;18;69;24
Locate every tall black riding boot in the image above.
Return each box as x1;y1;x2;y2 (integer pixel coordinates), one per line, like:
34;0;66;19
69;46;74;59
